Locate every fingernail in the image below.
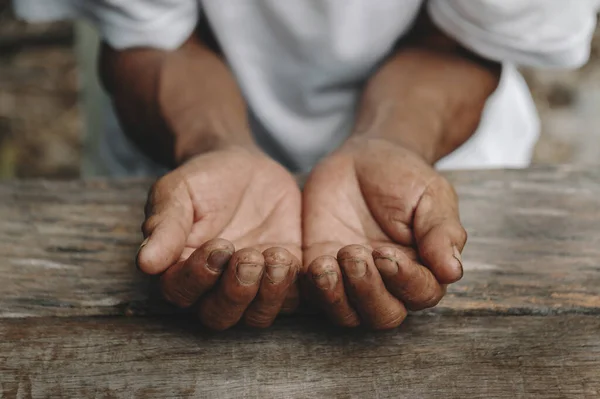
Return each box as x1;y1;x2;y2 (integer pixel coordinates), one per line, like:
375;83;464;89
343;258;367;278
452;246;464;277
236;263;263;285
374;257;398;277
135;237;149;270
314;272;338;290
206;250;232;272
266;264;289;283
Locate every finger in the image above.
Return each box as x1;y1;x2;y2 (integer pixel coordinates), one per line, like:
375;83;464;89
338;245;407;330
280;278;300;314
261;245;301;314
244;247;299;328
137;177;194;275
160;239;235;308
373;246;445;311
413;179;467;284
280;246;302;314
198;248;264;331
306;255;360;328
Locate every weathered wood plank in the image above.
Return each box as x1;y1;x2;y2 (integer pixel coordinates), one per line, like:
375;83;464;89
1;164;599;317
0;315;598;398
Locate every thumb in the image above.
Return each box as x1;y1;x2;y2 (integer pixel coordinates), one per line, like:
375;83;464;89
413;178;467;284
137;178;193;275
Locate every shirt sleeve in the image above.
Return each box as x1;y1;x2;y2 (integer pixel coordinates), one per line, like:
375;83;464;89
428;0;599;68
13;0;199;50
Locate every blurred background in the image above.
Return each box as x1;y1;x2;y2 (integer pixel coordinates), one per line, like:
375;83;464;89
0;3;599;179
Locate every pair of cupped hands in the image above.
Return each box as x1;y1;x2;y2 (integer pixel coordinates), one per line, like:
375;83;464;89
136;136;466;330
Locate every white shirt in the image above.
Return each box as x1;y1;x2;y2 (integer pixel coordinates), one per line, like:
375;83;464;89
14;0;599;174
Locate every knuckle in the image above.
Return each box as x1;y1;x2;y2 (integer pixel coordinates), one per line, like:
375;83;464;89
447;223;468;246
384;204;411;226
141;215;160;236
372;312;407;330
424;291;444;308
162;288;195;308
160;276;195;308
222;284;254;308
409;290;444;311
245;308;277;328
337;312;360;328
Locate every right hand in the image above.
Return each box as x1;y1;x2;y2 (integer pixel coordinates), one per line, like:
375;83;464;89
137;144;302;330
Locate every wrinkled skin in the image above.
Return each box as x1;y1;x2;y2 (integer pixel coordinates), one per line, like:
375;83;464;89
137;145;302;330
302;137;466;329
137;138;466;331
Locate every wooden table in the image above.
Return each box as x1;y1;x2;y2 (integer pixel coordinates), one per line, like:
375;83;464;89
1;165;599;398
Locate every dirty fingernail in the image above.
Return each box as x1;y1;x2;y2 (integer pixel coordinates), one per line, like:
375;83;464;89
207;250;232;272
314;272;338;290
343;258;367;278
374;257;398;277
237;263;263;284
452;246;464;277
266;264;289;283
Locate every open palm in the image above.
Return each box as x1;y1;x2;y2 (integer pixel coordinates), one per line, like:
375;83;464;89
137;145;302;330
302;137;466;329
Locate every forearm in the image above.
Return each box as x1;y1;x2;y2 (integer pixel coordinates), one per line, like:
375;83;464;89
352;17;501;164
99;30;254;167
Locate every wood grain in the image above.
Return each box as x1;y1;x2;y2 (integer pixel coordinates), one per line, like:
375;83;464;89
1;164;599;318
1;166;599;398
1;315;598;398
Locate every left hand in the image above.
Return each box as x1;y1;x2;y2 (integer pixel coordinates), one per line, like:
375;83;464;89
302;137;467;329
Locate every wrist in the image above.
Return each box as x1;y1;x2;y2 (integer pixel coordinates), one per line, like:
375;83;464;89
100;31;256;168
173;127;257;165
350;93;446;164
160;34;257;166
351;44;500;165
